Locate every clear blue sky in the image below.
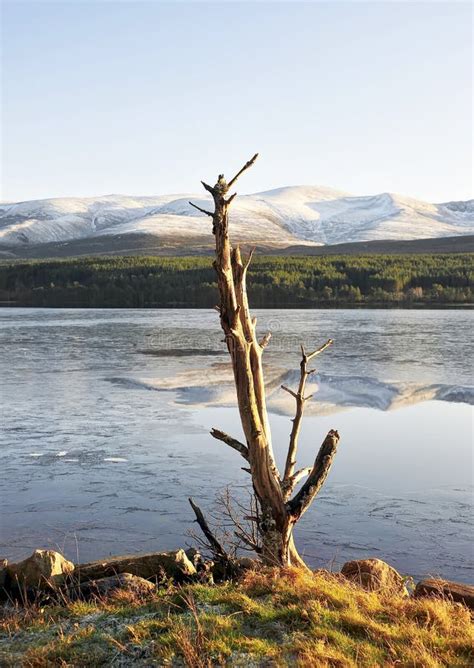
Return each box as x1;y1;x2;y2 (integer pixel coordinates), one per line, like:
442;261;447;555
1;1;472;202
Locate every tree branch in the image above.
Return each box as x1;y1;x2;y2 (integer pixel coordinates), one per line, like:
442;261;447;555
281;385;298;399
282;338;334;490
287;429;340;521
234;530;261;554
259;332;272;349
292;467;312;486
280;466;312;501
280;466;312;500
201;181;216;196
189;201;214;217
227;153;259;190
210;428;249;461
307;338;334;362
243;247;255;271
188;497;230;561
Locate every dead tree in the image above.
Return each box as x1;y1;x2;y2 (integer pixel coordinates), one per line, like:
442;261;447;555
189;154;340;568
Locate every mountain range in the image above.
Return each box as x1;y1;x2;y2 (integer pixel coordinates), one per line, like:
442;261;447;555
1;186;473;257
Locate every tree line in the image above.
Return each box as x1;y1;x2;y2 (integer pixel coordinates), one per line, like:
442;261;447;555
0;253;472;308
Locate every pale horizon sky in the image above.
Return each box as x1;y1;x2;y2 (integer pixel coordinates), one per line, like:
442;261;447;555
1;1;472;203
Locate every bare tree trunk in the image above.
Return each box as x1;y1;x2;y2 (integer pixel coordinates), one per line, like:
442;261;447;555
189;155;340;568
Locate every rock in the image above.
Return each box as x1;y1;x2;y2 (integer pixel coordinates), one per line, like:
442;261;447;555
212;556;259;582
415;578;474;610
235;557;258;572
75;549;196;584
341;558;407;595
185;547;199;563
185;548;204;570
76;573;157;600
7;550;74;590
185;549;214;584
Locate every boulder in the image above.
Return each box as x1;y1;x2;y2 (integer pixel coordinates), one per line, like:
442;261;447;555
7;550;74;590
415;578;474;610
76;573;157;600
185;548;205;570
75;549;196;584
185;548;214;583
341;558;407;595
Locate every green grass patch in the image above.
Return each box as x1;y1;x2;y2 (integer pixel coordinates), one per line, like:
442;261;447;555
1;568;472;666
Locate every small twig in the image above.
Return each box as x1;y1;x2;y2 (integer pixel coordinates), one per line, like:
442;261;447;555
281;385;298;399
243;247;255;271
234;530;261;553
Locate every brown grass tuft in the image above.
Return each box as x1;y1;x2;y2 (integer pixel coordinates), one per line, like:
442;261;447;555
1;567;472;667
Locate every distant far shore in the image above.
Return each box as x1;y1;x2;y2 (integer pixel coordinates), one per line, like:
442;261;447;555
0;253;472;310
1;302;473;310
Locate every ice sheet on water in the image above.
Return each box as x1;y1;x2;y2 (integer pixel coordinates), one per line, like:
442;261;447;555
2;309;472;582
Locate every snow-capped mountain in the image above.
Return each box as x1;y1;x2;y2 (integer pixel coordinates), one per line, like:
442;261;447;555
0;186;472;249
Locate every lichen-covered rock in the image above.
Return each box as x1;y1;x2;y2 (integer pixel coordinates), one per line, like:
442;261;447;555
7;550;74;590
341;558;407;594
76;573;157;600
415;578;474;610
75;549;196;584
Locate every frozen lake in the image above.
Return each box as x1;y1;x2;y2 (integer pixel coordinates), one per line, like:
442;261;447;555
0;308;472;582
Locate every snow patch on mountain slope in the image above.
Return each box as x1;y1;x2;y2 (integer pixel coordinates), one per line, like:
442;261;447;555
0;186;472;247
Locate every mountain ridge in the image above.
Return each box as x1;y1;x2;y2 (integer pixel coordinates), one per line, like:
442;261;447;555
1;185;472;251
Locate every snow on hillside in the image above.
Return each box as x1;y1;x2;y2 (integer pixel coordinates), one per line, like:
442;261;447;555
0;186;472;248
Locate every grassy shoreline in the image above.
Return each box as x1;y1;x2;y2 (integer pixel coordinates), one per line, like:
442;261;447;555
2;568;472;667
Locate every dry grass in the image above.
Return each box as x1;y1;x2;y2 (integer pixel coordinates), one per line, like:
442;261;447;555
0;568;472;667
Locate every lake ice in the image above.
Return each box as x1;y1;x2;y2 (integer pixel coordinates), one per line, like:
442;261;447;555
1;308;472;582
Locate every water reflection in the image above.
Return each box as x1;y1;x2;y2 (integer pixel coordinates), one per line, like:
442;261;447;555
0;309;472;582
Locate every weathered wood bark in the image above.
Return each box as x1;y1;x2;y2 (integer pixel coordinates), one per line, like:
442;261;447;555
190;155;340;567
